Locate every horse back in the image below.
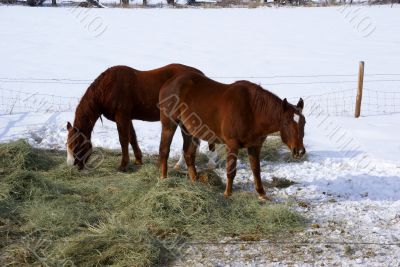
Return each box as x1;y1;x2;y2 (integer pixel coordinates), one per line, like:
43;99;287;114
160;72;255;145
90;64;203;121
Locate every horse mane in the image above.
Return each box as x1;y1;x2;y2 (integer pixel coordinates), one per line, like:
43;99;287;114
237;81;282;116
73;69;108;138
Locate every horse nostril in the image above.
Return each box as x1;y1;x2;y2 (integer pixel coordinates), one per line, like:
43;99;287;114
299;148;306;155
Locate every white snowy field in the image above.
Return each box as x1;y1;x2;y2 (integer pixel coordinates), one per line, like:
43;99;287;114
1;5;400;265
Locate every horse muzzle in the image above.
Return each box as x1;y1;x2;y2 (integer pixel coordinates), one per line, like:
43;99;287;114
67;147;75;166
292;147;306;159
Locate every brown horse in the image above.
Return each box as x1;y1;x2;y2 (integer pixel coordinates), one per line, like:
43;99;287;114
159;72;306;200
66;64;204;171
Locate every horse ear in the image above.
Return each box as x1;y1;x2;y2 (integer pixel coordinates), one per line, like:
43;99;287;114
297;98;304;111
67;122;72;131
282;98;289;111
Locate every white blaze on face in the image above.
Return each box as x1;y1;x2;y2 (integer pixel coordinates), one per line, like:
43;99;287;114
67;146;74;166
293;114;300;124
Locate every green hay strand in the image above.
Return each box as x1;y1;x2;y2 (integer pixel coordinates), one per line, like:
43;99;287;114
0;141;305;266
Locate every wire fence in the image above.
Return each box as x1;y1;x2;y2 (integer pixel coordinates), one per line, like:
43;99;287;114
287;88;400;116
0;87;80;114
1;74;400;116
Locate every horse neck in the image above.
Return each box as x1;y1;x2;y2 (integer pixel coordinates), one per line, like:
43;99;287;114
73;96;101;140
252;89;282;134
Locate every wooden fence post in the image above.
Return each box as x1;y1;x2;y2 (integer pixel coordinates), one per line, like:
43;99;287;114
355;61;364;118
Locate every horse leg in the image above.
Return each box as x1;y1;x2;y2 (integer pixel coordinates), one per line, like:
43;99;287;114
159;120;177;179
224;144;238;198
207;142;218;169
129;121;143;165
208;143;215;151
174;127;202;171
116;117;130;172
176;142;218;170
182;132;199;182
174;152;187;171
248;146;270;201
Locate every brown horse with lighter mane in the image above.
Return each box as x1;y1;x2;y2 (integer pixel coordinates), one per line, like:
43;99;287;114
159;72;306;200
66;64;204;171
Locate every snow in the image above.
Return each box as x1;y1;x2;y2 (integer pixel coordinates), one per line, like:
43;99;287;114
1;5;400;265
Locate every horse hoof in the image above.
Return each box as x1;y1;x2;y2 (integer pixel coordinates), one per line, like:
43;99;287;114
118;166;128;172
134;159;143;165
223;192;232;198
174;164;186;171
173;164;181;171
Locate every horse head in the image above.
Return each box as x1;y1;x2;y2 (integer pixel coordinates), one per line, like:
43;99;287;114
280;98;306;159
66;122;93;170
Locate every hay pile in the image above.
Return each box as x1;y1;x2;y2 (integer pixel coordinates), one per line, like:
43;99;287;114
0;140;305;266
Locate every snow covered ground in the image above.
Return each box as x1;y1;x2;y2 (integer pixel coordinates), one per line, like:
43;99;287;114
1;5;400;265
